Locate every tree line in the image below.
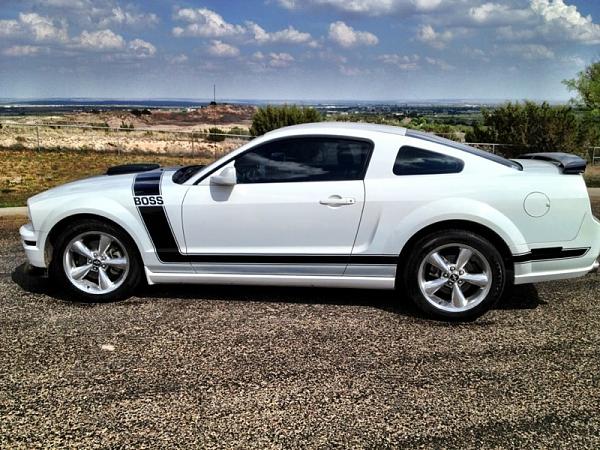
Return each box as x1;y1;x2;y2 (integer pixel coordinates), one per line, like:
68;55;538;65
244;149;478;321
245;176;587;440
465;60;599;158
250;61;600;159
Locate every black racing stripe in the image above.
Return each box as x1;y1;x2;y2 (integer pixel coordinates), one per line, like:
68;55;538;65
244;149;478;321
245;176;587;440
134;171;162;196
138;206;186;263
514;247;589;263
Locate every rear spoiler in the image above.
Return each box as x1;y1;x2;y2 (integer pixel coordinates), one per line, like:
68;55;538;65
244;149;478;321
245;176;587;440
519;152;587;174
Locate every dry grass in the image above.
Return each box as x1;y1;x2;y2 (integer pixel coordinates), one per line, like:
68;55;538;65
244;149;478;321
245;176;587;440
0;125;247;155
586;165;600;187
0;216;27;231
0;148;211;207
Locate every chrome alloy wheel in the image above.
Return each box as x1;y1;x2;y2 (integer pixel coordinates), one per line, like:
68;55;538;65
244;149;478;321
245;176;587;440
63;232;130;295
418;244;492;313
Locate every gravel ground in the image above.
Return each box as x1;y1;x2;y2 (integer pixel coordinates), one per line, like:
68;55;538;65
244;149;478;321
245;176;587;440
1;205;600;449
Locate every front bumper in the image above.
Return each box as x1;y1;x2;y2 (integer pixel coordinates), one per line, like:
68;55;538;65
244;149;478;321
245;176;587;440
19;222;46;268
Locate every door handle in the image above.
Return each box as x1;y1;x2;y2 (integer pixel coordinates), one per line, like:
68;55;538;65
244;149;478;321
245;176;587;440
319;195;356;206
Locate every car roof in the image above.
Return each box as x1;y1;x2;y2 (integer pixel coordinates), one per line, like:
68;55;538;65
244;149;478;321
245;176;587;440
265;121;408;137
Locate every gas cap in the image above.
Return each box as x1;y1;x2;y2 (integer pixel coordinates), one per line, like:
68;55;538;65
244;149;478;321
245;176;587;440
524;192;550;217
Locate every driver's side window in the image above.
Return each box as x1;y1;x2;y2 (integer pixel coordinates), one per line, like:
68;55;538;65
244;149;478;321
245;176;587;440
234;137;372;184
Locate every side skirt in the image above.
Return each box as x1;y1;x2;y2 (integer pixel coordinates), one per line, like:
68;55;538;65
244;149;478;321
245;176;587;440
144;268;396;290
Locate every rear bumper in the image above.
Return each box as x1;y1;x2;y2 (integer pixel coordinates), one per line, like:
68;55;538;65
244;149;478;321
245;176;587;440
19;222;46;268
514;214;600;284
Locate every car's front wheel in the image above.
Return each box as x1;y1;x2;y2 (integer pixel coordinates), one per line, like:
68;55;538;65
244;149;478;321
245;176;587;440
403;229;507;321
50;219;142;302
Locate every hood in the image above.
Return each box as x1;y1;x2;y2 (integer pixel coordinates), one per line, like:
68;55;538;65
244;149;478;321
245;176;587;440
29;172;139;205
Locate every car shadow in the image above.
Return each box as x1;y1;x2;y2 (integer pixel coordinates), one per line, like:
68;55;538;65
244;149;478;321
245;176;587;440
11;262;545;318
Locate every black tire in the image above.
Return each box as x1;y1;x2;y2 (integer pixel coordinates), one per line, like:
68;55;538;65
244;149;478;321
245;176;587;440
49;219;142;302
402;229;507;321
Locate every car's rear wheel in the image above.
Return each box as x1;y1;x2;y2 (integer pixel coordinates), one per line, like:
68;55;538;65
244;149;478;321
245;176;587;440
50;219;142;302
403;229;506;321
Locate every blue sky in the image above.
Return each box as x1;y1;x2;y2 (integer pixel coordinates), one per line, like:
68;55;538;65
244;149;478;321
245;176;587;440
0;0;599;101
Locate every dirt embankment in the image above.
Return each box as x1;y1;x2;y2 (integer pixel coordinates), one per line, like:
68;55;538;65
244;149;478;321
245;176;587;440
51;104;256;131
0;104;256;156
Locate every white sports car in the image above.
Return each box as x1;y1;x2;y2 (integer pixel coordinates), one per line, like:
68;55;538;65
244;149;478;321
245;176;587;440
20;123;600;320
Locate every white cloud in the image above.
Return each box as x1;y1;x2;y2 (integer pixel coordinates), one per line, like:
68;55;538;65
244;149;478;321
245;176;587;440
463;46;491;62
2;45;41;56
207;40;240;57
425;56;454;70
28;0;159;30
0;9;158;59
43;0;90;7
469;3;532;26
128;38;156;58
18;13;69;43
168;54;189;64
561;54;586;68
470;1;600;46
276;0;446;16
530;0;600;44
496;25;536;41
172;8;315;47
98;7;159;28
249;51;295;69
416;24;453;49
318;50;347;64
76;29;125;50
0;19;20;37
173;8;245;38
507;43;555;60
268;52;294;67
369;46;455;72
339;65;369;76
246;22;314;45
276;0;298;9
328;21;378;48
378;53;420;70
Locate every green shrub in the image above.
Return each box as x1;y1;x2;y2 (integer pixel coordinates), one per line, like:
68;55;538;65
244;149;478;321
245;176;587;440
120;122;134;132
465;102;590;158
207;127;226;142
250;105;323;136
228;126;250;136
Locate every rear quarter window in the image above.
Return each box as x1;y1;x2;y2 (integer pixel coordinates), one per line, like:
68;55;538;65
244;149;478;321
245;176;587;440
393;146;464;176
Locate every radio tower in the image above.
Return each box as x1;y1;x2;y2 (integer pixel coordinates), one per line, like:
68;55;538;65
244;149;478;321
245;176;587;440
210;84;217;106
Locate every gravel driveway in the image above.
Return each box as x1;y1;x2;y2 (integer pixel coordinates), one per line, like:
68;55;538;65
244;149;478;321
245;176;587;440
1;204;599;449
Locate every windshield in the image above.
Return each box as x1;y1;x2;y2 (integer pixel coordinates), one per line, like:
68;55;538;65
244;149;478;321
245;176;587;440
405;129;522;170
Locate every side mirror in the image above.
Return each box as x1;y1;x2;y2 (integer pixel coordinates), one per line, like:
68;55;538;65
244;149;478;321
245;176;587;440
210;167;237;186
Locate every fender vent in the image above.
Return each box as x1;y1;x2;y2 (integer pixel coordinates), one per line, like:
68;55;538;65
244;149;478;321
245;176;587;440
106;163;160;176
